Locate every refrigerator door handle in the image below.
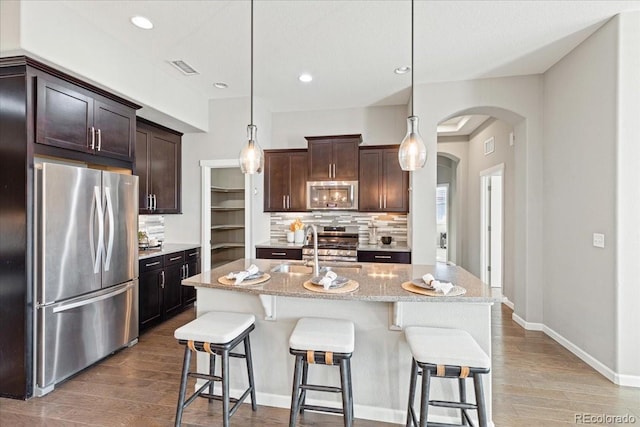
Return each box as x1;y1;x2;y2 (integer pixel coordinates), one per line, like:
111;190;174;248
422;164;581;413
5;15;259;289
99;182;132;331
104;187;115;271
93;186;105;274
52;282;135;313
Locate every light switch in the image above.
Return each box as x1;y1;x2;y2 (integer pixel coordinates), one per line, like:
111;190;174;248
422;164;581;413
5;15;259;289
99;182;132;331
593;233;605;248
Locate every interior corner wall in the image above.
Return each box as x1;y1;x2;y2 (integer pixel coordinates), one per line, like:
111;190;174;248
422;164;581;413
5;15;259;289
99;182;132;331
616;11;640;380
542;17;618;371
0;0;20;54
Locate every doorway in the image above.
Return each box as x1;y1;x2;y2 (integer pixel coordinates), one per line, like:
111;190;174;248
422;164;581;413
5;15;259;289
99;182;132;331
480;164;504;287
436;184;448;262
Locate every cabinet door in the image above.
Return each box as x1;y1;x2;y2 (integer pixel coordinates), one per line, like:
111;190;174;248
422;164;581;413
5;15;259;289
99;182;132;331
359;150;382;211
182;249;200;307
139;268;163;331
289;152;308;211
149;130;181;213
307;141;333;180
35;76;93;153
333;140;359;180
135;128;151;212
163;262;183;318
264;152;290;211
93;99;135;162
382;149;409;213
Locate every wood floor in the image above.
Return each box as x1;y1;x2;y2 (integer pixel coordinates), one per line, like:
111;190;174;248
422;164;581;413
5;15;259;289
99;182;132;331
1;304;638;426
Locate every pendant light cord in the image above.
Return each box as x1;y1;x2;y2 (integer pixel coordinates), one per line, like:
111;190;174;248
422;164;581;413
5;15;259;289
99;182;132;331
250;0;254;126
411;0;414;117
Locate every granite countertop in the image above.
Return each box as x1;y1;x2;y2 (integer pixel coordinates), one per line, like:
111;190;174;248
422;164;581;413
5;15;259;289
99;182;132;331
183;258;499;303
138;243;200;260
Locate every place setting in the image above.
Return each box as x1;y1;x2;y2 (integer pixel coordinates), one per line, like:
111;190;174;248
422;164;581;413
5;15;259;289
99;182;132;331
218;264;271;286
303;270;359;294
401;273;466;297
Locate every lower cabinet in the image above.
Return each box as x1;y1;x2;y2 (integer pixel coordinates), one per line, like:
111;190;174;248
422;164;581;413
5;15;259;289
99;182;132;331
256;247;302;260
357;250;411;264
139;247;201;333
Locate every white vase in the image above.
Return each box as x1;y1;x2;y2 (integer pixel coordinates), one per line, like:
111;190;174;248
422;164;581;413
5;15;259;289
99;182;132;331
286;231;295;243
294;229;305;244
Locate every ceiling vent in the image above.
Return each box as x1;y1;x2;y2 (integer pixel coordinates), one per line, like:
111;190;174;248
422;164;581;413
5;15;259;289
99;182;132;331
169;60;199;76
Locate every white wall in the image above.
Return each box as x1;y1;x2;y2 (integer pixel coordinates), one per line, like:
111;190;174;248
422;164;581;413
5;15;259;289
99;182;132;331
543;16;618;371
0;0;20;53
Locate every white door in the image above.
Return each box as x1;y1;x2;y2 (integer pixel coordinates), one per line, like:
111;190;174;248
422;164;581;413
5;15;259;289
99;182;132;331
480;164;503;287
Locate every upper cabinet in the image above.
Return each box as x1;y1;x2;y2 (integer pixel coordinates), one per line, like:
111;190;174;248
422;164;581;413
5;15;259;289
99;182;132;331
359;145;409;213
306;134;361;181
135;118;182;214
35;73;136;163
264;149;308;212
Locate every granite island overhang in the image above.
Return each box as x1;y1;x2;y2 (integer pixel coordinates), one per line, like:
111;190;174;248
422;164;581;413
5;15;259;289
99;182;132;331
182;259;501;426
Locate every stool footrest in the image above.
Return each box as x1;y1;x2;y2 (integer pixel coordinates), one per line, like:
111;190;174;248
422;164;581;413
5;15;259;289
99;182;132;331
419;422;472;427
430;400;477;410
300;384;342;393
300;404;344;415
199;386;253;418
189;372;222;382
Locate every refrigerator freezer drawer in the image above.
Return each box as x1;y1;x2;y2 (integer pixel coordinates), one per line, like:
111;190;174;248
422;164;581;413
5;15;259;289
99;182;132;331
36;280;138;394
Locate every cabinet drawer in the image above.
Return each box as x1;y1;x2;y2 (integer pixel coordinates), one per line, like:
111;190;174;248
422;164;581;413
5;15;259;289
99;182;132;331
185;248;200;259
164;252;185;266
357;250;411;264
139;255;164;273
256;248;302;260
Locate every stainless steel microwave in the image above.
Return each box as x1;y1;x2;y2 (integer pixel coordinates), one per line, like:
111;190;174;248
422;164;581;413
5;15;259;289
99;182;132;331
306;181;359;210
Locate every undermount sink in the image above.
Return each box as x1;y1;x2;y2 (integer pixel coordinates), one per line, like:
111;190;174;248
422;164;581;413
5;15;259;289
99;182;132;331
271;262;363;275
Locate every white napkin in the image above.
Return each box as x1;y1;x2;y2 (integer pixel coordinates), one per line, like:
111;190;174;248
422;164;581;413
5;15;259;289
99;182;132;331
422;273;454;295
319;270;338;290
227;264;260;285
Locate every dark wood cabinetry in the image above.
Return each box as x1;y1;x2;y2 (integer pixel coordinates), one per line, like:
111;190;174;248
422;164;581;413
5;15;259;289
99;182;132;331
359;145;409;213
306;135;361;181
256;247;303;260
357;250;411;264
138;247;200;333
35;73;136;162
264;149;308;212
135;118;182;214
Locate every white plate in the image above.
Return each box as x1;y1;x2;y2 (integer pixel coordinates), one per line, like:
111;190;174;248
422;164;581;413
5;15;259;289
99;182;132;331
310;276;349;289
411;278;435;290
230;271;264;280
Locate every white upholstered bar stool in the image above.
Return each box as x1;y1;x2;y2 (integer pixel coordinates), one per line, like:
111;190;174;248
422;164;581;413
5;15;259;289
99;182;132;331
174;311;257;427
404;326;491;427
288;317;355;427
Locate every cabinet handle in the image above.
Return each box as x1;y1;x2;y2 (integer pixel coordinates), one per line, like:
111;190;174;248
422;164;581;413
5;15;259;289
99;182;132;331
145;261;160;267
379;195;382;209
146;194;151;210
188;252;197;257
283;195;286;209
287;195;290;209
328;164;332;178
384;194;387;209
271;252;286;256
332;163;336;178
152;194;157;210
89;126;95;149
186;264;189;277
160;271;165;288
96;128;102;151
374;255;392;259
181;264;186;279
170;256;182;261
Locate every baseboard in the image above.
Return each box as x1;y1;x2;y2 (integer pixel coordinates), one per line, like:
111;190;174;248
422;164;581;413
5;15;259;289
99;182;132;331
502;297;514;310
510;316;640;388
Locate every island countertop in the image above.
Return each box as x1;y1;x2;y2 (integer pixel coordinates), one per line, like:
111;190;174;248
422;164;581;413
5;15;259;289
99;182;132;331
183;258;499;303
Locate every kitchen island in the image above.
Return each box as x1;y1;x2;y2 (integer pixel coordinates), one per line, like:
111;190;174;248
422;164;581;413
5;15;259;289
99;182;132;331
183;259;500;425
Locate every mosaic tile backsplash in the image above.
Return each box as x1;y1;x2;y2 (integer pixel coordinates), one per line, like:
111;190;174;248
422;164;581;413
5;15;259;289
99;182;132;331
270;212;408;246
139;215;165;243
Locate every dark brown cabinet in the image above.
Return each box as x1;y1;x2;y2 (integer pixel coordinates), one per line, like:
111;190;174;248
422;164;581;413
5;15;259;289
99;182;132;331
35;74;136;162
306;135;361;181
138;247;200;333
135;118;182;214
264;149;307;212
256;247;303;260
357;250;411;264
359;145;409;213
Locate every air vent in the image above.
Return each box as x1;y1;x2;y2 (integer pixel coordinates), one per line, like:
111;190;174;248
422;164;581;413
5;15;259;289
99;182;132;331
169;60;199;76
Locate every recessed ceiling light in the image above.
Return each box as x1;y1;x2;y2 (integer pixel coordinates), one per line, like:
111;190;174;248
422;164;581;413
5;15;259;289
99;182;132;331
131;16;153;30
394;66;411;74
298;73;313;83
214;82;228;89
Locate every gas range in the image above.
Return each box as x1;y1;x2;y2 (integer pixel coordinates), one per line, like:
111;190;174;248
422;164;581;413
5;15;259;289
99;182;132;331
302;226;359;262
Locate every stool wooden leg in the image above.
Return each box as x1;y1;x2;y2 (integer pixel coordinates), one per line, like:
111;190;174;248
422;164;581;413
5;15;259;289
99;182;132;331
221;349;230;427
244;335;257;411
339;358;352;427
473;373;487;427
406;358;418;427
209;353;216;402
289;354;304;427
299;360;308;415
459;377;468;425
174;346;192;427
418;366;431;427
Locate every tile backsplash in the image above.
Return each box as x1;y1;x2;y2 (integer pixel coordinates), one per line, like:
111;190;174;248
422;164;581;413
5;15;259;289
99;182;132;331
139;215;165;242
270;212;408;246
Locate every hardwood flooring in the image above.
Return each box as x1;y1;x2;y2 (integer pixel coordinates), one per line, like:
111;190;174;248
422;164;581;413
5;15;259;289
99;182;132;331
1;304;638;426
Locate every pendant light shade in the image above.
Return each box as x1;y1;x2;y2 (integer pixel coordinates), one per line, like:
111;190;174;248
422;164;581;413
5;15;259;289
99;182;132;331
239;0;264;174
239;124;263;174
398;0;427;171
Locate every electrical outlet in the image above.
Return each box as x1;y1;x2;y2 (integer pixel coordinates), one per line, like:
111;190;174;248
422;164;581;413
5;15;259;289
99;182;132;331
593;233;605;248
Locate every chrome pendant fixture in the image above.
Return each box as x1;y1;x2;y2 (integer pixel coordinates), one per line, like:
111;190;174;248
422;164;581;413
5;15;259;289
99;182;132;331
239;0;264;174
398;0;427;171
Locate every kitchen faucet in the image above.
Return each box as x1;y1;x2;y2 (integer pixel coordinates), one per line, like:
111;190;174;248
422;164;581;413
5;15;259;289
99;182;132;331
304;224;320;277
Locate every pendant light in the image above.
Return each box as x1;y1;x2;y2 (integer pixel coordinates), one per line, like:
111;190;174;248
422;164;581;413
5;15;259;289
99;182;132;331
239;0;264;174
398;0;427;171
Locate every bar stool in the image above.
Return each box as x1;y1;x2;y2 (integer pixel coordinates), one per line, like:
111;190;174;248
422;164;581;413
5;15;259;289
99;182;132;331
404;326;490;427
174;311;257;427
288;317;355;427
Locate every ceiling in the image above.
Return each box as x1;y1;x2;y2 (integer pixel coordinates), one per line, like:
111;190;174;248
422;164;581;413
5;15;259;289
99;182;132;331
56;0;640;113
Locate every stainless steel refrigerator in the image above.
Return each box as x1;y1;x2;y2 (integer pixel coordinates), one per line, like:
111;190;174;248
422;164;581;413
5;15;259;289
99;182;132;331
34;162;139;396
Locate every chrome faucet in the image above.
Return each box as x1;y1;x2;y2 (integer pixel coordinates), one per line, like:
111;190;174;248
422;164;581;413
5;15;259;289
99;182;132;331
304;224;320;277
